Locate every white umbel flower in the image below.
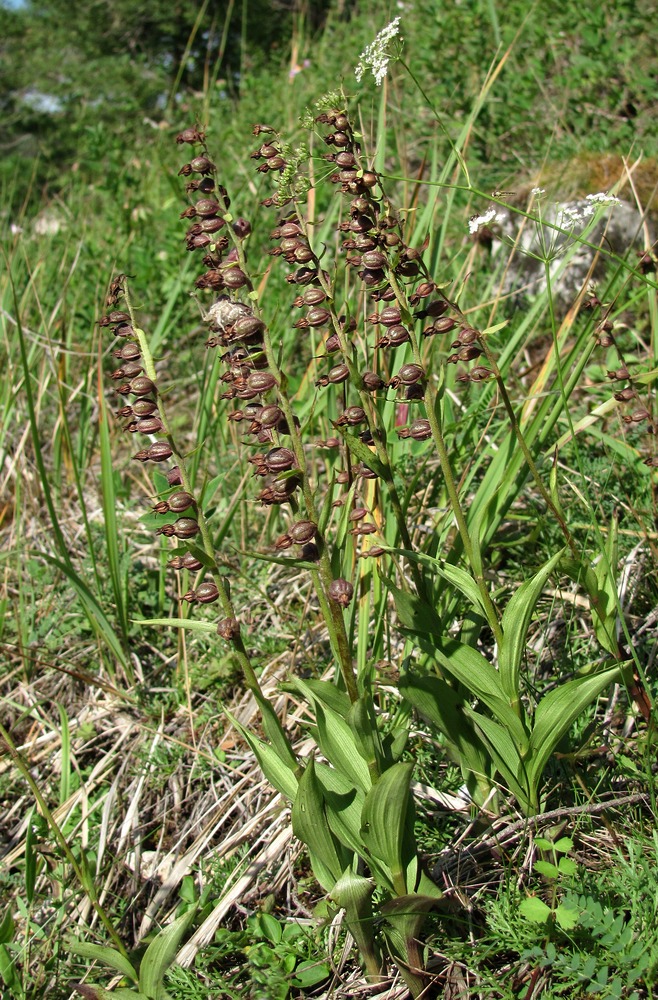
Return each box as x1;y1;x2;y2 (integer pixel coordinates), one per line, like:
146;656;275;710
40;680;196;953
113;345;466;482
355;17;402;86
468;206;501;235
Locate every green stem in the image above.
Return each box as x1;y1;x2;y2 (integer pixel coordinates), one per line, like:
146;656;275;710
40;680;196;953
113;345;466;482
121;286;271;702
305;221;427;600
477;334;579;559
217;211;358;703
387;270;504;646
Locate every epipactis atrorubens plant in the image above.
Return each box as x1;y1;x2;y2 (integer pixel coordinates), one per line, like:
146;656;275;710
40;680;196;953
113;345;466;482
101;85;637;992
102;104;445;995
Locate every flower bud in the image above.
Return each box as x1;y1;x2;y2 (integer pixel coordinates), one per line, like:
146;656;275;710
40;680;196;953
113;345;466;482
114;342;141;361
131;399;158;416
199;217;225;235
362;250;388;270
408;419;432;441
247;372;277;393
306;307;331;327
165;467;183;486
328;578;354;607
217;617;240;640
130;376;157;397
376;325;409;347
190;155;215;174
221;267;248;289
395;363;424;386
361;371;385;391
290;520;317;543
136;416;164;434
232;217;252;238
167;491;196;513
172;517;200;539
195;582;220;604
264;447;296;473
195;198;221;217
256;404;284;429
336;406;366;426
327;364;349;384
176;127;205;144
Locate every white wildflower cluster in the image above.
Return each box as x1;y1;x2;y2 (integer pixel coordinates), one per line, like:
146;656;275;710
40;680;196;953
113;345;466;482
355;17;402;86
468;206;505;235
530;187;546;196
555;192;622;230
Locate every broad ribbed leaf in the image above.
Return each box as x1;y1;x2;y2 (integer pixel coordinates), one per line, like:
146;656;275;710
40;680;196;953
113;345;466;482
360;763;415;894
292;678;351;718
292;758;349;884
225;711;298;800
314;763;366;858
387;548;489;621
331;869;381;979
430;639;529;748
399;674;492;801
66;941;138;984
527;662;627;789
388;577;446;637
139;907;196;998
347;695;382;772
498;549;564;702
463;708;530;807
293;681;371;792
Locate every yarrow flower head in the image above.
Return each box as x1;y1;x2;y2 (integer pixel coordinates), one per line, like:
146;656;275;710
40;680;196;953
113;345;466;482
355;17;403;86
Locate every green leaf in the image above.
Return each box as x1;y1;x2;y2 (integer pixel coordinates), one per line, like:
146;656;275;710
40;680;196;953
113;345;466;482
290;678;351;719
498;549;564;702
139;907;196;998
519;897;552;923
314;763;366;858
360;762;416;895
534;860;559;879
558;857;578;876
292;758;349;885
347;696;382;773
256;913;282;945
398;673;493;803
24;807;37;905
0;910;14;946
553;837;574;853
72;988;151;1000
293;681;371;792
527;662;628;790
554;900;581;930
291;960;331;989
134;617;217;634
330;868;381;979
388;576;446;637
225;711;298;801
463;708;530;807
429;638;530;748
66;940;138;983
386;548;489;622
337;430;388;479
